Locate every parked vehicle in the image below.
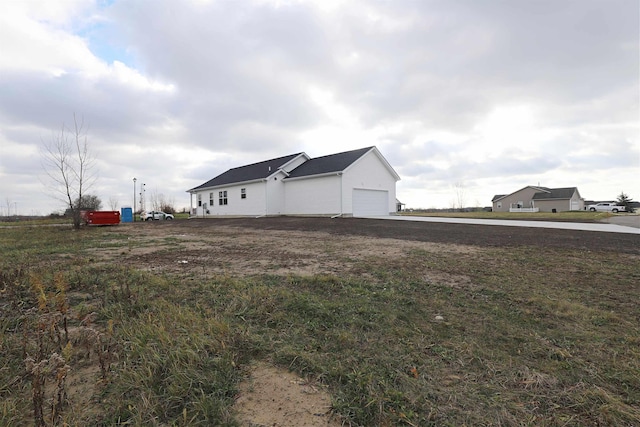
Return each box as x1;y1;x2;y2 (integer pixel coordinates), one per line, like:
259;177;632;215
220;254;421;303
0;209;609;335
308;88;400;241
587;202;626;213
141;210;174;221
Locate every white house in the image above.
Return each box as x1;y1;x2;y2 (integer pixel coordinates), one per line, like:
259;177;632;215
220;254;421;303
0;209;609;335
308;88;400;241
187;146;400;217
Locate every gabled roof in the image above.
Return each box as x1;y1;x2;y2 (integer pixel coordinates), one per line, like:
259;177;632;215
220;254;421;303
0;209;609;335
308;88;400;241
189;153;303;191
190;146;399;192
492;186;579;203
286;146;375;179
532;187;578;200
492;185;548;202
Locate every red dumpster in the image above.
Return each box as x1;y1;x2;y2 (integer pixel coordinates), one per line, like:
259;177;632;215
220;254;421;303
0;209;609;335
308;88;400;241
86;211;120;225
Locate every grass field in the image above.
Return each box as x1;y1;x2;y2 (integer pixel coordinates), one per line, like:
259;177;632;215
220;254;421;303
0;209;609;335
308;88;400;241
1;221;638;426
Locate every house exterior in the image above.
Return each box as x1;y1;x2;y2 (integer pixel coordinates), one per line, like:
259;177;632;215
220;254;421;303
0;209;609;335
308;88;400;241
188;146;400;217
492;186;584;213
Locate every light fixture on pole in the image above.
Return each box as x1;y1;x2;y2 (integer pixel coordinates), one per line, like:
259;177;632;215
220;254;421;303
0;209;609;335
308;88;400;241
133;177;137;222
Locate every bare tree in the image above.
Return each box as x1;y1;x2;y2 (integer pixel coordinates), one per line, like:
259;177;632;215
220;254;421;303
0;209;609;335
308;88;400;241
4;197;11;217
453;181;466;212
108;196;119;211
41;114;96;229
149;189;176;213
149;188;160;211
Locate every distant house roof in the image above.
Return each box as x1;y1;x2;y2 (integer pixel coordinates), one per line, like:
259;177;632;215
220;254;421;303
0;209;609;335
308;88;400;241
286;146;374;179
532;187;578;200
188;153;303;191
492;186;580;203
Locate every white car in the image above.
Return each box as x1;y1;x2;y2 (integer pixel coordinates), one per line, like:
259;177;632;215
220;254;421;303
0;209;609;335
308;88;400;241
587;202;626;213
141;211;174;221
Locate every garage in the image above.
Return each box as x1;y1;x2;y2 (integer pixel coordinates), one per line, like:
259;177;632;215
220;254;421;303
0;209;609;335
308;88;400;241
352;189;389;217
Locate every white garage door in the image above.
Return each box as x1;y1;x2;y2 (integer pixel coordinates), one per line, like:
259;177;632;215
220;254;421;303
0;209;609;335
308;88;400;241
353;189;389;217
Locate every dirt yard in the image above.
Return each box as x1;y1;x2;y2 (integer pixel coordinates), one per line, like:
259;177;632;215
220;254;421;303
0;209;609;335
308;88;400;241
89;217;638;426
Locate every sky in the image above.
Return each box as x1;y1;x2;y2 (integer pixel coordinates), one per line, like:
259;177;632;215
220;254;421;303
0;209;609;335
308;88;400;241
0;0;638;216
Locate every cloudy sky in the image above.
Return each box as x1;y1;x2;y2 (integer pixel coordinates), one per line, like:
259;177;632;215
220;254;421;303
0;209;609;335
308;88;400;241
1;0;638;215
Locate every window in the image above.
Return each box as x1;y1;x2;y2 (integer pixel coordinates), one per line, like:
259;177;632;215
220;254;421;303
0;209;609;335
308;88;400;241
209;192;214;206
497;202;502;208
197;194;202;207
219;190;228;205
241;188;246;199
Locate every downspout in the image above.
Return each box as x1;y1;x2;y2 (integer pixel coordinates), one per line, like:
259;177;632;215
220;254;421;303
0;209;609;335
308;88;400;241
331;172;343;219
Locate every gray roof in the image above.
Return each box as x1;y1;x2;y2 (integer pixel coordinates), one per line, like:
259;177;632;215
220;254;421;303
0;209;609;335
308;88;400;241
286;146;374;179
189;146;383;192
189;153;302;191
531;187;577;200
492;186;579;203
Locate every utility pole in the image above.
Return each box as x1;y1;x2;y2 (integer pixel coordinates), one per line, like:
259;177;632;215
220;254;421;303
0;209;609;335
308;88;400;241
133;177;137;221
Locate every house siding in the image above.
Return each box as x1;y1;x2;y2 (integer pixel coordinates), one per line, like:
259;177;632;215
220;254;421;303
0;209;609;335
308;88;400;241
342;151;397;214
534;192;584;212
284;175;341;215
189;147;399;217
193;181;267;216
492;187;543;212
493;187;584;212
266;171;287;215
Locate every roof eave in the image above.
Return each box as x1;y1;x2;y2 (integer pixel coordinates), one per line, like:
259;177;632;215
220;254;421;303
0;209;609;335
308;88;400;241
343;147;401;181
279;153;310;171
284;171;343;182
187;178;266;193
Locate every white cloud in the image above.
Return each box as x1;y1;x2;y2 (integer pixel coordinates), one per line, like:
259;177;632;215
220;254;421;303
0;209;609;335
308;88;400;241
0;0;638;215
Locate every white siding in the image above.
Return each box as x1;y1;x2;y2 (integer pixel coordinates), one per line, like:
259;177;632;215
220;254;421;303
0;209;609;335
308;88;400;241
284;175;341;215
194;181;266;216
342;151;397;215
266;171;287;215
191;149;398;217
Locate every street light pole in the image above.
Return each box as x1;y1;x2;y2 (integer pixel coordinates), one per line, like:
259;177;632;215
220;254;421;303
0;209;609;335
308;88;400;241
133;177;137;222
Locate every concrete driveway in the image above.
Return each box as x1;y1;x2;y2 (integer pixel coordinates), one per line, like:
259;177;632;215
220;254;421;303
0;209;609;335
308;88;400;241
365;215;640;235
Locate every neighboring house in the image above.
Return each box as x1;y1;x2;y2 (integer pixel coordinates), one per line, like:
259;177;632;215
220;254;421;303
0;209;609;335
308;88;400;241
188;146;400;217
492;186;584;213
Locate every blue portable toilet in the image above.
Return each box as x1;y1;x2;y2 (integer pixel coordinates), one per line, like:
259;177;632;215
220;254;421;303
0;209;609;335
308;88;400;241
121;206;133;223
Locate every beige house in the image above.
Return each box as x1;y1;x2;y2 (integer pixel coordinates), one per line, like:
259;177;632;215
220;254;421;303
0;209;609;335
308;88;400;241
492;186;584;213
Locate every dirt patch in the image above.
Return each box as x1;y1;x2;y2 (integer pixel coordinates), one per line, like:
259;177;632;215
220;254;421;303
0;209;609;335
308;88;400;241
235;363;340;427
83;217;638;425
98;222;479;279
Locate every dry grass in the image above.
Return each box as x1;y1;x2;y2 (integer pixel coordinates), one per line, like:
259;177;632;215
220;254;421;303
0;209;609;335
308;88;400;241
1;222;638;426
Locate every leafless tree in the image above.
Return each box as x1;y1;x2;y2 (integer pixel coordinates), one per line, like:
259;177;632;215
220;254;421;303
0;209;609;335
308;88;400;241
108;196;119;211
453;181;466;212
149;189;176;213
4;197;11;217
41;114;97;229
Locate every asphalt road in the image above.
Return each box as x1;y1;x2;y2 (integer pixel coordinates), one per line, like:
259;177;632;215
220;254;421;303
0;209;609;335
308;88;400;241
604;215;640;229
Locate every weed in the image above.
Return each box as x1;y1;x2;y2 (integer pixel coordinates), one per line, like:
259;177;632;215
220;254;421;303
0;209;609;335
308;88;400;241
1;222;638;426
